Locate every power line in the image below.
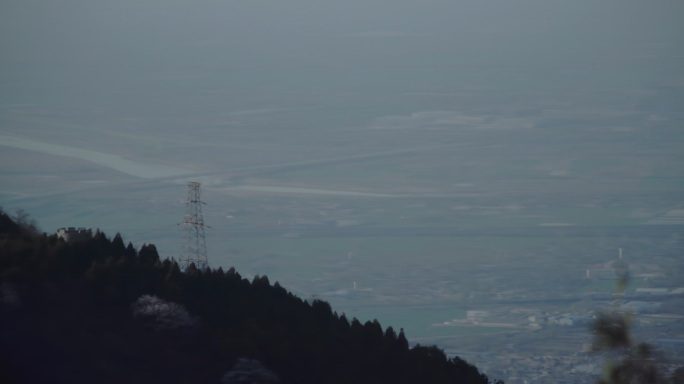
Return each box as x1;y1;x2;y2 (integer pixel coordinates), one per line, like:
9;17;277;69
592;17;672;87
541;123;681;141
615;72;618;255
179;181;209;271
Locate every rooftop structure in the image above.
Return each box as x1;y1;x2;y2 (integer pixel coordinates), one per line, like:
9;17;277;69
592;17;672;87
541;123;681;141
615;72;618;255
56;227;93;242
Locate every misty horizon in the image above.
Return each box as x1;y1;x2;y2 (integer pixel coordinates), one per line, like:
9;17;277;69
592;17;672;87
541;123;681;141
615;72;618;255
2;1;683;382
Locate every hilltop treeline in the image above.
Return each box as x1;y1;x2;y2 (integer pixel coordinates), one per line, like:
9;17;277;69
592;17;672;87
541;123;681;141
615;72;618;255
0;210;492;384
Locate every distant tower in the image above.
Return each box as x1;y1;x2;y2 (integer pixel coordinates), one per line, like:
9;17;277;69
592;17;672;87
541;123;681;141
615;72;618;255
180;181;209;271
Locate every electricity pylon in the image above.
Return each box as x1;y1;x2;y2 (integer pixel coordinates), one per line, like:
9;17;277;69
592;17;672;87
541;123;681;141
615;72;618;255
180;181;209;271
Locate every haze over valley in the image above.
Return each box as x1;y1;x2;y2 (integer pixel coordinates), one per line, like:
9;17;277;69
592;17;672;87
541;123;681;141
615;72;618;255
2;1;683;382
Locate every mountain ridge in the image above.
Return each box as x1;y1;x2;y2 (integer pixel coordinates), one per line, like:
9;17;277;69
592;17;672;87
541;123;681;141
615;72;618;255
0;209;493;384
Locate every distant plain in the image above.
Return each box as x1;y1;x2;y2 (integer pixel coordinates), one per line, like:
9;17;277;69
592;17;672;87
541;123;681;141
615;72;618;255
2;2;683;379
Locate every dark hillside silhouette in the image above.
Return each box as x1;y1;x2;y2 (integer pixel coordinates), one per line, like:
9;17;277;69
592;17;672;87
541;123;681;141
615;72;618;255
0;209;492;384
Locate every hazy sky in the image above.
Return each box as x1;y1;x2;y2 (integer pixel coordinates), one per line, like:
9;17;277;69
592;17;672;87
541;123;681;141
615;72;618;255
2;0;683;98
1;0;683;184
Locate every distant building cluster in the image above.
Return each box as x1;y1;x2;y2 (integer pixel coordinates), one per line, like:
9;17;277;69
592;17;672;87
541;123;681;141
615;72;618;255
527;312;591;328
56;227;93;242
442;307;596;329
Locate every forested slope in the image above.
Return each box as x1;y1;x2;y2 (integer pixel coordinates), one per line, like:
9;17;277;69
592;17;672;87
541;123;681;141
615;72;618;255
0;210;491;384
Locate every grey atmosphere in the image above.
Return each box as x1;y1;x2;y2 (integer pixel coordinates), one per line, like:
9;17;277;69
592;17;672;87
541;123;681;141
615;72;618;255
2;1;683;381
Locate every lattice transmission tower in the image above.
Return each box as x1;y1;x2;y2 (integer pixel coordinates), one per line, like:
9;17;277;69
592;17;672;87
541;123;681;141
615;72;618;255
180;181;209;271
